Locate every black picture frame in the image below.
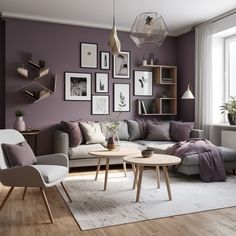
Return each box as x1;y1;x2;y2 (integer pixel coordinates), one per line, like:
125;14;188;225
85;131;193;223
113;83;130;112
100;51;110;70
91;95;110;115
95;72;109;93
113;51;131;79
80;42;98;69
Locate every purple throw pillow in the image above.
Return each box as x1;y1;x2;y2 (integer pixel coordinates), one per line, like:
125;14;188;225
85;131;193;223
170;121;194;142
61;121;83;147
146;122;171;141
2;141;37;167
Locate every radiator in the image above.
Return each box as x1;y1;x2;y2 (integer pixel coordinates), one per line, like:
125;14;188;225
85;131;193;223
221;130;236;150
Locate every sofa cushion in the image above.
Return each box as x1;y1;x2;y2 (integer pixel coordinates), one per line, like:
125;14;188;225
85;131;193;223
80;122;106;144
2;141;37;167
113;141;146;150
69;143;106;159
33;165;68;183
170;121;194;141
146;122;171;141
61;121;84;147
126;120;142;140
146;142;176;154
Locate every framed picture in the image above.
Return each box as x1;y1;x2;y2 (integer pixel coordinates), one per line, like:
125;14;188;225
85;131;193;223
113;51;130;79
134;70;153;96
100;51;110;70
80;43;98;68
113;83;130;112
95;73;109;93
64;72;91;101
92;95;110;115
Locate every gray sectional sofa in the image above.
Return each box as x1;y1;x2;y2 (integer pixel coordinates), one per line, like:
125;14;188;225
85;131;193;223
53;120;236;175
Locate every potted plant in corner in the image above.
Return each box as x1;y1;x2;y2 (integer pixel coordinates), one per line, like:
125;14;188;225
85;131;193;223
14;110;26;131
220;96;236;125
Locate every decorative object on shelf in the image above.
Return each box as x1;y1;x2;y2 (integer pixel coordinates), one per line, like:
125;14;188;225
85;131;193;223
130;12;168;47
13;110;26;131
17;64;28;78
64;72;91;101
95;73;109;93
220;96;236;125
113;83;130;112
155;58;160;65
113;51;130;79
134;70;153;96
149;53;154;65
92;95;110;115
108;0;121;54
142;54;147;65
80;43;98;68
181;84;194;99
141;149;154;158
100;51;110;70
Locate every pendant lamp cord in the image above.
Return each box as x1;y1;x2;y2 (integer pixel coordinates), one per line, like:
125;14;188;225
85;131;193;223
113;0;115;26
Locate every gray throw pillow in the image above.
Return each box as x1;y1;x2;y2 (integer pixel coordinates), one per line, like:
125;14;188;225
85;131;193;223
2;141;37;167
170;121;194;141
146;122;171;141
126;120;142;140
61;121;84;147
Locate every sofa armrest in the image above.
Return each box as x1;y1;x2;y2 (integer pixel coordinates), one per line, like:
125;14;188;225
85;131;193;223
37;153;69;167
53;130;69;156
190;129;205;139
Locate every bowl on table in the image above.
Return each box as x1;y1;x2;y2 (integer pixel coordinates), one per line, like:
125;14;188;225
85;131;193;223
141;149;154;158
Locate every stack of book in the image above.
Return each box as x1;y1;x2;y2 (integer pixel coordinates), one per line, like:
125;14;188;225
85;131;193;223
162;77;173;83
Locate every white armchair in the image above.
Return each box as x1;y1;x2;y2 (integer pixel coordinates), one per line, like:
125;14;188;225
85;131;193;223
0;129;72;223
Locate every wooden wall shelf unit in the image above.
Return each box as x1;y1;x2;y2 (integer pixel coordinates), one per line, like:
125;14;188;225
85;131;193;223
138;65;177;116
16;60;56;103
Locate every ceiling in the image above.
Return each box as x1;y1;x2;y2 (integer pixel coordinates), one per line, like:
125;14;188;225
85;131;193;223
1;0;236;36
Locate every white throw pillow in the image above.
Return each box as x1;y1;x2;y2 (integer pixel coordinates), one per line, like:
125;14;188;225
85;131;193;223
80;122;106;144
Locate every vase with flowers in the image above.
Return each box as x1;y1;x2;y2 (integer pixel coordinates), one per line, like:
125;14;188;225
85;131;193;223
220;96;236;125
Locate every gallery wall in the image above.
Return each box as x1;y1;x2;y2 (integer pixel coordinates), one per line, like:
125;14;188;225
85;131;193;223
4;18;178;154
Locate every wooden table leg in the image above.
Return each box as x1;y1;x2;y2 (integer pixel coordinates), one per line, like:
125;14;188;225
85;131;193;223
22;187;27;200
136;165;144;202
132;164;136;174
156;166;160;189
104;157;110;191
123;162;127;177
95;157;102;181
163;166;172;201
133;164;139;190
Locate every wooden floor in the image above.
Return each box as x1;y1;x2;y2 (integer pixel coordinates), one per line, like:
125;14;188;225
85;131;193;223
1;170;236;236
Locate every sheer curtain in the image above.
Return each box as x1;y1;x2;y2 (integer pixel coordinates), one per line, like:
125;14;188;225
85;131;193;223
195;22;214;140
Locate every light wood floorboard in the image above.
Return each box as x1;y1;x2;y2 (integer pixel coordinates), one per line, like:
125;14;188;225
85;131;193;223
1;170;236;236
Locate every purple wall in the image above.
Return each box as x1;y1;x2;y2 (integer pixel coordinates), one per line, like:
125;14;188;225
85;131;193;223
0;17;5;129
4;18;177;154
176;30;195;122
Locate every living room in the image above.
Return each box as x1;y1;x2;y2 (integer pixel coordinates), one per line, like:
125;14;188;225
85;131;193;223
1;0;236;235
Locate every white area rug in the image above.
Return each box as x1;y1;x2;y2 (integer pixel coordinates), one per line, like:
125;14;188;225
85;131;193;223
57;170;236;230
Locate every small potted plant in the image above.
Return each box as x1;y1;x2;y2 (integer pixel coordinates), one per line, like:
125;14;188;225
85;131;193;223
14;110;26;131
220;96;236;125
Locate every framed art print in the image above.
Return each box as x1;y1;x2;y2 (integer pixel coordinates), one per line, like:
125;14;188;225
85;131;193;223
100;51;110;70
92;95;109;115
95;73;109;93
113;83;130;112
113;51;130;79
80;43;98;68
134;70;153;96
65;72;91;101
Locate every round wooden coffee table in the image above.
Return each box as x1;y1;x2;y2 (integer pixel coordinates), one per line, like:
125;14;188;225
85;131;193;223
88;148;141;191
123;154;181;202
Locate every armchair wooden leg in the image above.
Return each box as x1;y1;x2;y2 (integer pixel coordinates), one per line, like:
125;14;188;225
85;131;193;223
0;187;14;210
40;187;54;223
60;182;72;203
22;187;27;200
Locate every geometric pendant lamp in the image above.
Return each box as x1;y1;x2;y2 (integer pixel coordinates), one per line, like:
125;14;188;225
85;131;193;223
130;12;168;47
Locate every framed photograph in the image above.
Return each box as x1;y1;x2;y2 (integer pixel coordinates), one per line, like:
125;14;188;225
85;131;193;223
64;72;91;101
100;51;110;70
92;95;110;115
134;70;153;96
80;43;98;68
113;51;130;79
95;73;109;93
113;83;130;112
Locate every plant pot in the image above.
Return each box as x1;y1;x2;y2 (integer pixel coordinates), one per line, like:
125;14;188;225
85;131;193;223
228;113;236;125
13;116;26;131
107;136;117;151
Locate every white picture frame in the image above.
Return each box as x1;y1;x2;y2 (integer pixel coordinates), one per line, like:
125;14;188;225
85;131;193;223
100;51;110;70
80;43;98;68
95;73;109;93
113;51;130;79
92;95;110;115
134;71;153;96
64;72;91;101
113;83;130;112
